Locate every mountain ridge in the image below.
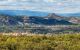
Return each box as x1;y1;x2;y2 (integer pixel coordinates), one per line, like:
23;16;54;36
0;13;80;33
0;10;80;17
0;13;73;26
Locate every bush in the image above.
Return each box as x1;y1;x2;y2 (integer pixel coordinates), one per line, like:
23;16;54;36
0;34;80;50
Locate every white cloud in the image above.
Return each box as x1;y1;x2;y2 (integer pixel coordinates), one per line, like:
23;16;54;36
44;0;56;2
0;0;80;13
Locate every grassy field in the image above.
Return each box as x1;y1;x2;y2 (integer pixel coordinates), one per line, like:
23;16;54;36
0;33;80;50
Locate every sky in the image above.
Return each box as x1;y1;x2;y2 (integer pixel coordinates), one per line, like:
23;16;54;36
0;0;80;13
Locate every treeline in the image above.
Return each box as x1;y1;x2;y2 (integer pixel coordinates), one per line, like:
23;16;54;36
0;34;80;50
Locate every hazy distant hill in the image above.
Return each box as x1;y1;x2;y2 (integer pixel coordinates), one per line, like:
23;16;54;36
0;10;80;17
0;10;48;17
58;13;80;17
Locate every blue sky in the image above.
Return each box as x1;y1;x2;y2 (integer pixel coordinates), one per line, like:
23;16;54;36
0;0;80;13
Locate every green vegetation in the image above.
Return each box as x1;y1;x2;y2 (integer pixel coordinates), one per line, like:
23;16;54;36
0;34;80;50
0;24;80;33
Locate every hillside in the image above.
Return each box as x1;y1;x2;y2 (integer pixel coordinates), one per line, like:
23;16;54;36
0;33;80;50
0;13;80;33
0;13;73;26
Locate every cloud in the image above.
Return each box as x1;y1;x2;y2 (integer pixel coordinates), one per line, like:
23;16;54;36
44;0;56;3
0;0;80;13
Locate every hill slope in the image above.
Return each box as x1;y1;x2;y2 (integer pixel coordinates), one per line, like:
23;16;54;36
0;13;73;26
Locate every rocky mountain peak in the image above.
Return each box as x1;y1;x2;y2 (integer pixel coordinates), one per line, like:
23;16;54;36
47;13;64;20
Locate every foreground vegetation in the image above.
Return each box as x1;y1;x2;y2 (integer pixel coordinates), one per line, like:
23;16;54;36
0;33;80;50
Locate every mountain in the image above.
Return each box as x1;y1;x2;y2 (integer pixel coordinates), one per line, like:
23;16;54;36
0;13;80;33
56;13;80;24
1;11;80;26
0;13;73;26
58;13;80;17
46;13;64;20
1;10;80;17
66;17;80;24
0;10;48;17
23;16;72;25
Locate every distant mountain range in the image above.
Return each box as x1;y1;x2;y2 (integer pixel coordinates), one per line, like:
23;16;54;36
0;13;80;26
0;10;80;17
57;13;80;17
0;10;80;26
0;10;48;17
